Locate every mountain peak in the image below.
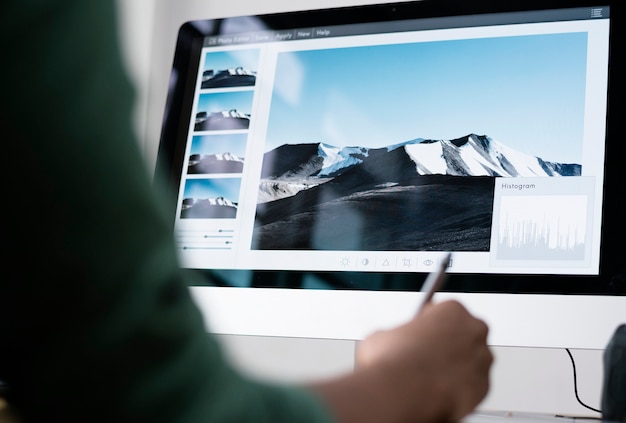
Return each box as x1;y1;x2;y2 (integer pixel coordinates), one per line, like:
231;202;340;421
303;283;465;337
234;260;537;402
317;143;369;177
446;134;490;148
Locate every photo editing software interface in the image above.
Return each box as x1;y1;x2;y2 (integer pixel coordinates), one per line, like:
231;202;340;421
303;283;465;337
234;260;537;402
172;5;610;277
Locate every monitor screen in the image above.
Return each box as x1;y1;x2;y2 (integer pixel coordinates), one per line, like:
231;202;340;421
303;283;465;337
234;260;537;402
156;0;625;349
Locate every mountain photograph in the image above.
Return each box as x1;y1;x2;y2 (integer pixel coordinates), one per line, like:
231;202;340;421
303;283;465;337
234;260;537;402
187;134;247;175
194;91;253;131
180;178;240;219
201;49;259;89
181;196;238;219
252;32;588;251
251;134;581;251
201;67;256;89
188;152;244;174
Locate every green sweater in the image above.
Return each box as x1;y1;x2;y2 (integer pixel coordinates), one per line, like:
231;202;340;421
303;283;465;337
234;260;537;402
0;1;334;422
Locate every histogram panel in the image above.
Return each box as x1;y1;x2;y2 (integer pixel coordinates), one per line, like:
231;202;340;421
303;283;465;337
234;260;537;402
496;195;587;260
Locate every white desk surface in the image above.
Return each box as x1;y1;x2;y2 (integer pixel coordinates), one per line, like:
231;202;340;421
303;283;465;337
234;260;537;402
469;411;606;423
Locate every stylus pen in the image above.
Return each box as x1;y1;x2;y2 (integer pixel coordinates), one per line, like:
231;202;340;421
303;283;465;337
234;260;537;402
417;252;452;313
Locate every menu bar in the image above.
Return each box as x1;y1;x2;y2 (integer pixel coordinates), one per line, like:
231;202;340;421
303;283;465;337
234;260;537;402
203;6;610;47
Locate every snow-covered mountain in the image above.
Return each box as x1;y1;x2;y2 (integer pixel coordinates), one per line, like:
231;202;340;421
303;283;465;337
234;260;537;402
181;196;238;219
190;152;243;163
318;143;369;177
258;133;580;203
258;180;321;204
398;134;580;177
182;196;237;208
188;152;244;174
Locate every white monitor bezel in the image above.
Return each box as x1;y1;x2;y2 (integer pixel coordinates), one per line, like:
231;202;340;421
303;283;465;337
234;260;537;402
191;287;626;349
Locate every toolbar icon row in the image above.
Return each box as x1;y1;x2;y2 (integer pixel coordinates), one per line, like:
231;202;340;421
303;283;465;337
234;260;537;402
339;254;452;271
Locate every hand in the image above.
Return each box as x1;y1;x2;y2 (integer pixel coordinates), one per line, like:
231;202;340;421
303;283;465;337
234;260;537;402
356;300;492;423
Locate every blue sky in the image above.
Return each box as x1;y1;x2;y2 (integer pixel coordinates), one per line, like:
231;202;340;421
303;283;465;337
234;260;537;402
203;49;259;74
190;134;248;157
265;32;588;163
183;178;241;202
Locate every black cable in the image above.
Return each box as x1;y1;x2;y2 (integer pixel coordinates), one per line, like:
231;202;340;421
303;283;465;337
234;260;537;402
565;348;602;414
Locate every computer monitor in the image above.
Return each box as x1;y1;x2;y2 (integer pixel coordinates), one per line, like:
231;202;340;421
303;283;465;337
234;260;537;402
155;0;625;350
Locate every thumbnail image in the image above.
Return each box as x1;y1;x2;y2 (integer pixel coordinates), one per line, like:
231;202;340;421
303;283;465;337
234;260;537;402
194;91;253;131
188;134;247;174
251;32;588;251
181;178;241;219
201;49;259;89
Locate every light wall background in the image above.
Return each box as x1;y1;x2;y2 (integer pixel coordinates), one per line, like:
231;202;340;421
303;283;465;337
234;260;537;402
114;0;606;417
